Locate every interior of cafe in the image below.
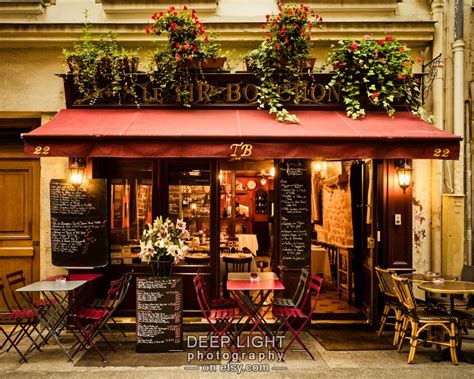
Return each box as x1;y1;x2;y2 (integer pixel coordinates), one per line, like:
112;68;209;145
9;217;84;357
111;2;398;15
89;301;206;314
94;157;366;321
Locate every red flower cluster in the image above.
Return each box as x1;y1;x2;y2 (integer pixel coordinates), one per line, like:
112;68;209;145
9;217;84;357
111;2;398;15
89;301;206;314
262;3;323;55
146;5;214;62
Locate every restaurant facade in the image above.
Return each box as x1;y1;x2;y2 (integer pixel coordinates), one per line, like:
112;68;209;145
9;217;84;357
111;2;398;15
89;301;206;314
0;0;472;325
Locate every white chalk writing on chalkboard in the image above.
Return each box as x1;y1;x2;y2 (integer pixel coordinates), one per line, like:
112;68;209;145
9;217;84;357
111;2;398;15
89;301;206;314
136;278;183;352
279;161;311;267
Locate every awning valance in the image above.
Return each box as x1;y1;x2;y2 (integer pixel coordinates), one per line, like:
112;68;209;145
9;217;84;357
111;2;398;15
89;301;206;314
23;109;461;160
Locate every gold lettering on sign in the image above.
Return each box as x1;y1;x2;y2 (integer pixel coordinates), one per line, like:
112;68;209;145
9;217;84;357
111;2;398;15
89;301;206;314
299;81;309;103
433;148;450;158
328;85;341;103
33;146;50;155
242;84;258;102
198;82;211;102
279;84;292;102
310;84;326;103
226;83;241;102
230;142;253;159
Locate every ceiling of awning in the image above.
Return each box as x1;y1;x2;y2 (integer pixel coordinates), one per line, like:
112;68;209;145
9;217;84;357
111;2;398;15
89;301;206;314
22;109;461;160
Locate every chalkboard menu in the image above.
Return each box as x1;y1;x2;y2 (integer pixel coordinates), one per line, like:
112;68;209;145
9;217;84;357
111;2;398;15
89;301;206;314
279;160;311;268
50;179;108;267
136;278;183;353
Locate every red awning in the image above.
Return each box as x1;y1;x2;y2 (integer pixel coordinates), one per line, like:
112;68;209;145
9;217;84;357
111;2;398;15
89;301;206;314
23;109;461;160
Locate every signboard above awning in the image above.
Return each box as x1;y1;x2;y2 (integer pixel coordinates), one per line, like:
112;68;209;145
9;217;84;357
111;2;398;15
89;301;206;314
23;109;461;160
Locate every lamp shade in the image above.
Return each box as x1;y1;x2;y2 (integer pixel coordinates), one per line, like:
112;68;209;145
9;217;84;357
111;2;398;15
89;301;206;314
396;161;412;193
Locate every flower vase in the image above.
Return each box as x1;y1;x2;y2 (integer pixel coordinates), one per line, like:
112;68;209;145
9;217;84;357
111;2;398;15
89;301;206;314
149;256;173;278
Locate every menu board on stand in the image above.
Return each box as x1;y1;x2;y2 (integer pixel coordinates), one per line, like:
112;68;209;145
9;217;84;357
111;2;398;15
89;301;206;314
50;179;108;267
279;160;311;268
136;278;183;353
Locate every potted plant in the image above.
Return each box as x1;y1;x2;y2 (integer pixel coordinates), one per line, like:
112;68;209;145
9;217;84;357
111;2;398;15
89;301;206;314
146;5;223;106
63;16;140;105
326;35;428;120
139;216;190;277
244;3;322;123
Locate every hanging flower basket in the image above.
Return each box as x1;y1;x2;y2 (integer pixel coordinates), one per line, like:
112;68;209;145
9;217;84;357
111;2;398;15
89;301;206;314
326;35;427;120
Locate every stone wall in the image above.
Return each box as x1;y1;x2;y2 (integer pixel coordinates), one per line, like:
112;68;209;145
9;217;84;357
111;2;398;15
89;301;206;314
315;162;353;247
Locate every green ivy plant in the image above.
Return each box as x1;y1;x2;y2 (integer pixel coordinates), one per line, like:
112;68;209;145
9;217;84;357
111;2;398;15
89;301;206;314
63;15;140;105
326;35;428;120
245;3;322;123
146;5;220;107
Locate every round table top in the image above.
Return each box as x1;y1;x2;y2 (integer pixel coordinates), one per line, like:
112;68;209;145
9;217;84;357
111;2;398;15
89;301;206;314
400;273;458;283
418;280;474;295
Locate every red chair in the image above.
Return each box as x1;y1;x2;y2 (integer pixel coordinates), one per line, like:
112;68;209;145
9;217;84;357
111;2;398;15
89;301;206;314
193;274;239;354
272;274;323;360
6;270;54;309
0;280;43;362
193;271;237;309
70;278;123;361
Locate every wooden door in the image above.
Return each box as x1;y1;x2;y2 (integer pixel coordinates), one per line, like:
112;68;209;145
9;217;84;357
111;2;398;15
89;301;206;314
0;159;40;311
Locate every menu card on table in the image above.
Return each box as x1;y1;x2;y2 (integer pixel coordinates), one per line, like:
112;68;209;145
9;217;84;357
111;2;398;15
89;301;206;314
279;160;311;268
136;278;183;353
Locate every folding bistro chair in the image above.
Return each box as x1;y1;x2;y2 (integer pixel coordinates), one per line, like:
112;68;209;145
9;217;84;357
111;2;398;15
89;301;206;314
0;279;42;362
274;268;309;308
194;274;239;354
272;275;323;360
70;278;123;361
91;270;134;339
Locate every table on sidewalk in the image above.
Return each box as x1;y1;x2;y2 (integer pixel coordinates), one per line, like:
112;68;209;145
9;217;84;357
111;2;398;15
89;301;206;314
227;272;284;352
16;274;102;360
418;280;474;364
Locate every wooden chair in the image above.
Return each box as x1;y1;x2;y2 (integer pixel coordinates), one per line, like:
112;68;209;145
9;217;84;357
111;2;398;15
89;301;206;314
222;256;252;297
392;275;458;364
375;266;403;345
326;244;338;285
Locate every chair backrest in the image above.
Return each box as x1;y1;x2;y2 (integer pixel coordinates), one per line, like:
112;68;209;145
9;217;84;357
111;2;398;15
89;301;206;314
193;275;211;315
117;270;134;304
0;279;15;312
292;268;310;306
461;265;474;282
103;278;124;311
375;266;397;298
6;270;30;308
223;256;252;274
298;274;323;316
391;275;416;312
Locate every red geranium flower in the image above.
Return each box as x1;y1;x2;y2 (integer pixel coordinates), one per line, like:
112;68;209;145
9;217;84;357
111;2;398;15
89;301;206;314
377;40;385;45
350;43;359;50
385;36;393;41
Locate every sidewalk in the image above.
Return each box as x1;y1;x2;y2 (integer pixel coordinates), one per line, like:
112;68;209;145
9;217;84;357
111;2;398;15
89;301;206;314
1;329;473;378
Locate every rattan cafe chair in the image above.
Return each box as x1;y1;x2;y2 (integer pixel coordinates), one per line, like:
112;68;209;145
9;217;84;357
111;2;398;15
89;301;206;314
392;275;458;365
374;266;403;345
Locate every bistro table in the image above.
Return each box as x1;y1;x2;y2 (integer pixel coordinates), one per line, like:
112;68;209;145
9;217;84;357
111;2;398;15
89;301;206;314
227;272;284;352
17;278;92;360
418;280;474;364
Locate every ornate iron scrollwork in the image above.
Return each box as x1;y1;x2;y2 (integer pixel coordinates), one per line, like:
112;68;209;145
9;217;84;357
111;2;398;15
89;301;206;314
421;53;442;104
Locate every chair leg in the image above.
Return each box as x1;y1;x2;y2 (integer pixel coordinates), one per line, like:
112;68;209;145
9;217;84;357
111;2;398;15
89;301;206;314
393;309;402;346
378;305;389;336
449;322;458;365
398;317;409;352
407;321;418;364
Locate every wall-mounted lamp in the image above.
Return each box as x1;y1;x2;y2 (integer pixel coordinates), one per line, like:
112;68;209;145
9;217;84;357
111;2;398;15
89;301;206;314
219;170;223;182
269;166;275;177
69;158;86;188
260;176;267;186
396;160;413;193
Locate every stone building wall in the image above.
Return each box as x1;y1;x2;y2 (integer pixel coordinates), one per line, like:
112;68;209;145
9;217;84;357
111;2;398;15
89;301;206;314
315;162;353;247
